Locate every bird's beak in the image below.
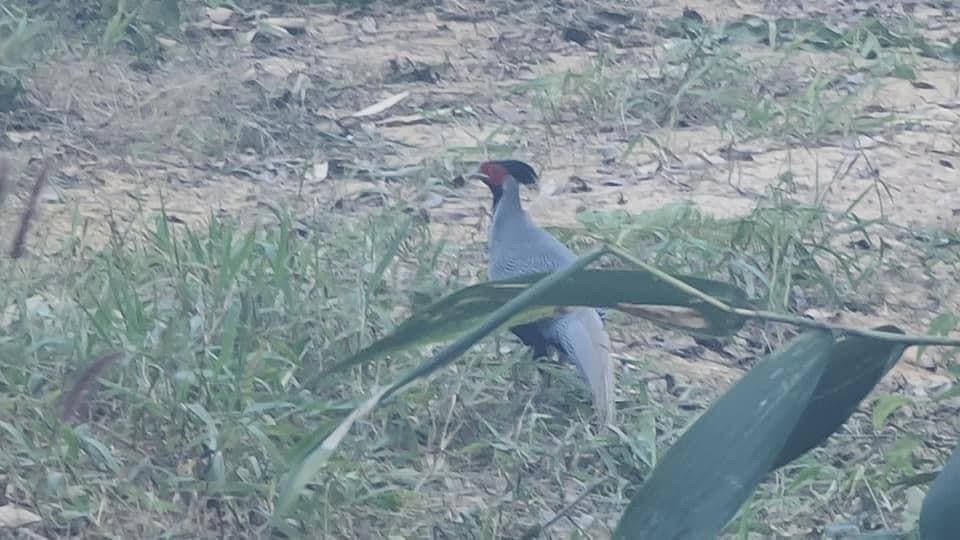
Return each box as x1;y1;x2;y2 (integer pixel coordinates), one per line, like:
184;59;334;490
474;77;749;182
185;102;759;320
466;172;491;185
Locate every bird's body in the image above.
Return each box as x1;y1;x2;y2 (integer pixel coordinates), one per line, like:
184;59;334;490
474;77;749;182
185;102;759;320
479;160;615;423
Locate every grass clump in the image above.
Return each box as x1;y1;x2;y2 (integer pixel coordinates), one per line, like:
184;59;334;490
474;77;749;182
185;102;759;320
0;6;47;111
515;14;936;145
575;177;885;313
0;205;449;536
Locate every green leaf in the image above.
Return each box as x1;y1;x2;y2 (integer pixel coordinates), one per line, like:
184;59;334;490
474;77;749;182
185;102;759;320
368;215;414;295
872;394;912;432
323;268;749;376
771;326;906;469
920;442;960;539
892;63;917;80
613;331;835;539
934;383;960;402
273;387;387;521
660;14;960;62
276;247;608;519
917;312;959;365
218;300;241;371
75;426;122;474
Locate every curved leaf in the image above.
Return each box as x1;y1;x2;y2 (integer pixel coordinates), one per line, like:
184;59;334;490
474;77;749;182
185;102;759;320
771;326;906;469
920;441;960;539
276;248;607;519
613;331;834;539
324;269;749;375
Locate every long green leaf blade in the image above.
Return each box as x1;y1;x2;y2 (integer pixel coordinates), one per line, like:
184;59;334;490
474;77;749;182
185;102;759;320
771;325;906;469
324;269;749;375
614;331;834;539
920;441;960;539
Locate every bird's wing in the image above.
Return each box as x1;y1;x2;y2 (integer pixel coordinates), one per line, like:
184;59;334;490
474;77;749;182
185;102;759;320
553;308;616;425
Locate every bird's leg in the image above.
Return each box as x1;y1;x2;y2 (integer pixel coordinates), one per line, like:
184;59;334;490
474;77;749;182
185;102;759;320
536;353;553;391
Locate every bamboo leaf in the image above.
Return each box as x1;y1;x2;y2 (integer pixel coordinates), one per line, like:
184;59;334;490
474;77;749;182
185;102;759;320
273;386;389;521
613;331;834;539
872;394;912;432
771;326;906;469
920;441;960;539
323;269;749;376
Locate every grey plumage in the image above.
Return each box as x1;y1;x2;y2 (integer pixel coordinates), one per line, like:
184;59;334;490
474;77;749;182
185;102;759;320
482;162;615;424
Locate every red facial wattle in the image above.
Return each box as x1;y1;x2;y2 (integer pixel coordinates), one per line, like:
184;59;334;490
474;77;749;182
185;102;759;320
479;161;509;187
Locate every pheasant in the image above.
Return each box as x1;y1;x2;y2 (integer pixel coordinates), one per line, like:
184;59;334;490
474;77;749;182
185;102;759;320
478;159;615;423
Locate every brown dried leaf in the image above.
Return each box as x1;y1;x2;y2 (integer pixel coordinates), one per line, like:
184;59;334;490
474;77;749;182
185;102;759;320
258;21;291;39
206;7;234;25
263;17;307;33
376;114;429;127
0;503;41;528
351;91;410;118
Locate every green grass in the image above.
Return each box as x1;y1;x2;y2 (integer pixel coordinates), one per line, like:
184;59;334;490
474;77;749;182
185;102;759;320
0;0;179;110
572;175;886;313
0;206;452;536
0;179;922;536
516;15;921;145
0;203;656;536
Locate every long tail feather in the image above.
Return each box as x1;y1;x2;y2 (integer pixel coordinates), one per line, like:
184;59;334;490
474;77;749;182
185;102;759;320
554;308;616;424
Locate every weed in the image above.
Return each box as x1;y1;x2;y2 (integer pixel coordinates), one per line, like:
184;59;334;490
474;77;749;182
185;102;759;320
575;176;884;312
0;201;446;535
516;15;922;146
0;6;46;111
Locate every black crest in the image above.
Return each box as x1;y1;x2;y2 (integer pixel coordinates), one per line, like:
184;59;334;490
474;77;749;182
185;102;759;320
494;160;538;185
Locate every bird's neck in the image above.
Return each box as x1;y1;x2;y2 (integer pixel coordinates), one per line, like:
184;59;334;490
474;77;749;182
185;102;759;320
489;178;535;249
492;177;524;218
490;184;503;210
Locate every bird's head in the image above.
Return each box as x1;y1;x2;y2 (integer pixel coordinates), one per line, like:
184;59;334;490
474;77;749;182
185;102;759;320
476;160;538;208
478;160;538;189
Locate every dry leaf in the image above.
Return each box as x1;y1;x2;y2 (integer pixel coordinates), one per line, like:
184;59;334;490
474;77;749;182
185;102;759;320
263;17;307;33
419;192;444;210
0;503;41;528
804;308;840;321
376;114;428;127
206;7;234;25
257;21;291;39
308;161;329;182
40;184;63;203
351;91;410;118
189;20;235;34
6;131;44;143
359;16;377;34
155;36;179;48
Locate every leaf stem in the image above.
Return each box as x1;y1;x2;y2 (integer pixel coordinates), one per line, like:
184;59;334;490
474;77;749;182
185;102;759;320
605;245;960;347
